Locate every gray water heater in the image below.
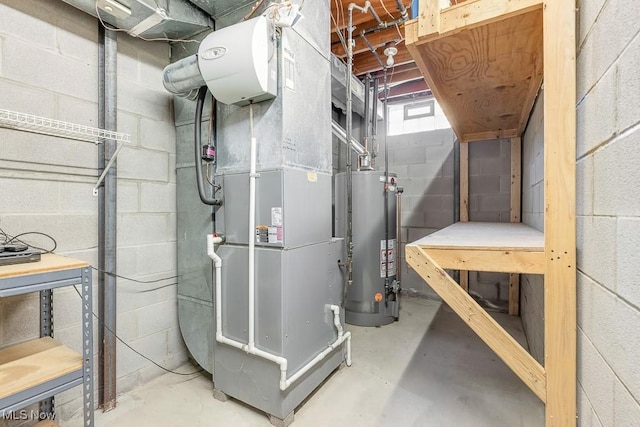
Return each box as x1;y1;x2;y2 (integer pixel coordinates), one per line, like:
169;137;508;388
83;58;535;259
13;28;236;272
335;171;399;326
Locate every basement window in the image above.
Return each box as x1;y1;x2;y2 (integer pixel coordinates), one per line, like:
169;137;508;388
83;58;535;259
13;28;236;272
404;100;434;120
388;97;451;136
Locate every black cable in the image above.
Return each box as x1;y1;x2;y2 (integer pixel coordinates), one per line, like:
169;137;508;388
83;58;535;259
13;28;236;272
72;285;204;377
0;228;58;253
2;228;196;374
90;266;178;284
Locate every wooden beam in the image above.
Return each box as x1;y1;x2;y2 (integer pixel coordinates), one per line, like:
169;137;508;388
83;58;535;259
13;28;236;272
387;68;425;85
460;142;469;222
459;141;469;291
405;245;547;401
462;129;520;143
418;0;440;40
509;137;522;316
543;0;577;424
331;0;406;32
385;79;429;99
353;42;414;75
427;248;544;274
439;0;543;38
332;26;404;58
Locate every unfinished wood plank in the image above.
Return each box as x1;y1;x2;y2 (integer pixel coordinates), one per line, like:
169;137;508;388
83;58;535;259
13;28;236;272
412;222;544;251
509;274;520;315
427;248;544;274
418;0;441;40
0;337;82;399
459;141;469;291
0;337;59;365
439;0;543;38
509;137;522;316
462;128;519;143
510;137;522;223
406;245;546;401
0;254;88;280
406;8;543;143
460;143;469;222
543;0;577;424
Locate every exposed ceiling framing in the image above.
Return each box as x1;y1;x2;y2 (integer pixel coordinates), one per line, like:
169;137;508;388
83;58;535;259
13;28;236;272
331;0;471;99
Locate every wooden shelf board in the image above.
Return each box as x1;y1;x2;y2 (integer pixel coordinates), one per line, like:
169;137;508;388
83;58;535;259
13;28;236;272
409;222;544;252
405;0;543;142
0;337;82;399
0;254;88;280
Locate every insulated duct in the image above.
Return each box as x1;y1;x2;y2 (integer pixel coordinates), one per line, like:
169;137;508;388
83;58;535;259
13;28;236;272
60;0;212;39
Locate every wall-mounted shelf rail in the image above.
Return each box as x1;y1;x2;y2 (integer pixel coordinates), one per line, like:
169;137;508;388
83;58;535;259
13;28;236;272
0;109;131;143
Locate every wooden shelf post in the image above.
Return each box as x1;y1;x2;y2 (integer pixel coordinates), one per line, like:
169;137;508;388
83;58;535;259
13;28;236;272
543;0;576;424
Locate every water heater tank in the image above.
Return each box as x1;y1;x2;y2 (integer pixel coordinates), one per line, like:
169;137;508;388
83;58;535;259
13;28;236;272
335;171;399;326
198;16;277;105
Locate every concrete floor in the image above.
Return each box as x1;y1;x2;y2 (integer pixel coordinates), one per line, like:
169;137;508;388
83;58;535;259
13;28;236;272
70;297;543;426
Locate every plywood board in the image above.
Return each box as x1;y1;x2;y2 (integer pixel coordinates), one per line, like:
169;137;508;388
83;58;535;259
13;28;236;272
406;7;543;142
0;337;82;399
410;222;544;251
0;254;88;279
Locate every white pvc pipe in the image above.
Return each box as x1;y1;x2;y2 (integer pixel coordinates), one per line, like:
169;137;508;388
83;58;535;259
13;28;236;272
209;235;351;391
209;234;248;352
208;234;288;386
249;103;257;350
283;305;352;389
208;105;352;392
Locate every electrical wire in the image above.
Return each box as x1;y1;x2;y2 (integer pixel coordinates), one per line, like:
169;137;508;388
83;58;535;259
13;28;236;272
3;227;199;376
0;227;57;253
90;266;178;284
380;0;395;19
94;1;200;43
72;285;204;376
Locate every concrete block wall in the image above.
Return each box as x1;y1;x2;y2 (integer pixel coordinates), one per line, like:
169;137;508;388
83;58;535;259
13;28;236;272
468;139;512;303
0;0;185;423
518;0;640;423
386;128;455;299
574;0;640;424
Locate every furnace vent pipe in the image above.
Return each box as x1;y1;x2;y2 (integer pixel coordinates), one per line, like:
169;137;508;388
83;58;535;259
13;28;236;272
332;120;367;156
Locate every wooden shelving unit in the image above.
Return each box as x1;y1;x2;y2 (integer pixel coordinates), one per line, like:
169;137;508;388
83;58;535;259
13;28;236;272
0;254;94;426
405;0;576;425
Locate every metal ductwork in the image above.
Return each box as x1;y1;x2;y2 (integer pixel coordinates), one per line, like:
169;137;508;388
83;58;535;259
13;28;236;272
184;0;256;18
331;53;384;119
61;0;212;39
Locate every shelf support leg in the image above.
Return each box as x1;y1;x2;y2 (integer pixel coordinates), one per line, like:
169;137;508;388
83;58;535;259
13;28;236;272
82;267;95;426
509;137;522;316
543;0;577;425
459;142;469;292
39;289;54;417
